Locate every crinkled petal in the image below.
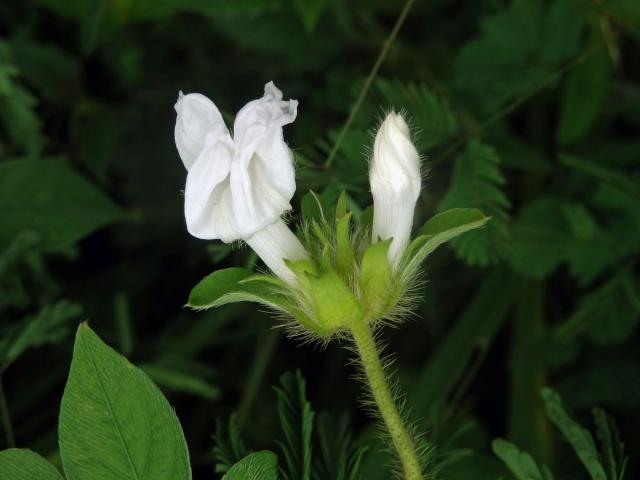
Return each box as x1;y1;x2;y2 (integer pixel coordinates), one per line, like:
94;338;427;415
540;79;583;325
229;82;297;236
184;139;238;242
174;92;230;170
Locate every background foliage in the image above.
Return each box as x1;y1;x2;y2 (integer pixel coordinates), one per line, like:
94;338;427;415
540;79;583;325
0;0;639;478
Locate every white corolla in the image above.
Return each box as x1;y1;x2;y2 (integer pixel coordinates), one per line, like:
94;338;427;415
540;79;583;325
174;82;308;283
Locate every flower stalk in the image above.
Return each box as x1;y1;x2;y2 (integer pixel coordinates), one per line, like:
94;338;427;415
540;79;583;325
349;317;423;480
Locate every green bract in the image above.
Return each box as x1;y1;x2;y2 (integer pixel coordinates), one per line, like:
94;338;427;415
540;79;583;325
188;193;488;340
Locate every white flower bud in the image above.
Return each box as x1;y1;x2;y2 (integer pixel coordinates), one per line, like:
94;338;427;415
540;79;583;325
370;112;421;265
175;82;307;282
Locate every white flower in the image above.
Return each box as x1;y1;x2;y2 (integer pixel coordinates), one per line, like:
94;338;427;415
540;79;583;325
370;112;421;265
174;82;308;283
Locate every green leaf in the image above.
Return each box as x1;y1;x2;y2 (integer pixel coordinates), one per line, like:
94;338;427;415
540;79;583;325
59;323;191;480
557;48;610;145
402;208;490;275
141;363;221;401
492;439;554;480
0;159;126;249
560;155;640;201
313;413;368;480
223;451;279;480
541;388;607;480
539;0;584;65
293;0;327;32
0;301;82;369
188;267;294;314
275;371;314;480
374;79;457;150
592;408;628;480
438;141;510;266
0;449;64;480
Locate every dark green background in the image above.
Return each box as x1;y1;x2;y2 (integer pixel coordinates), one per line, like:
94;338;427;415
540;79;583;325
0;0;639;478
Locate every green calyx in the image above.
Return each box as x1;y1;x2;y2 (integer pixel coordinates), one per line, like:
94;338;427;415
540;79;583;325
186;190;489;342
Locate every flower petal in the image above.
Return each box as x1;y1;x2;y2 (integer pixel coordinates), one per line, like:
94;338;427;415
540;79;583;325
229;82;298;237
184;139;238;241
174;92;230;170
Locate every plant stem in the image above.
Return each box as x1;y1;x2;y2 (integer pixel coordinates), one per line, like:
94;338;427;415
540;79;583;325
350;318;423;480
324;0;416;168
0;373;16;448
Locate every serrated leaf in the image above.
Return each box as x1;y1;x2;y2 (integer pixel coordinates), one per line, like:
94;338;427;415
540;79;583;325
438;142;510;266
541;388;607;480
313;413;368;480
0;159;126;249
223;451;280;480
59;324;191;480
0;449;64;480
275;371;314;480
214;414;250;474
593;408;628;480
402;208;490;275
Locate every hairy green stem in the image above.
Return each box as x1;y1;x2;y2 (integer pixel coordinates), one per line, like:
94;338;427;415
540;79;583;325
0;373;16;448
350;318;423;480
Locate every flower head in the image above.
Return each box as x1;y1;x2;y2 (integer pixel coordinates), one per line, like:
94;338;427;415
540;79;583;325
370;112;421;265
174;82;307;283
175;82;298;243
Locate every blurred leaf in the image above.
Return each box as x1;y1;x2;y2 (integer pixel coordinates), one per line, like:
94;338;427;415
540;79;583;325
539;0;584;64
292;0;327;32
560;155;640;201
374;79;458;150
556;271;640;345
59;324;191;479
141;363;221;401
0;449;63;480
593;408;628;480
223;451;279;480
0;301;81;370
275;371;314;480
0;42;42;157
439;141;511;266
542;388;607;480
0;159;126;249
557;48;610;145
492;439;554;480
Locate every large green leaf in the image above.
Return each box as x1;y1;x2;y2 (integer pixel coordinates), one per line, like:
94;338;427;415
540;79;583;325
59;324;191;480
0;159;126;249
222;451;279;480
0;449;64;480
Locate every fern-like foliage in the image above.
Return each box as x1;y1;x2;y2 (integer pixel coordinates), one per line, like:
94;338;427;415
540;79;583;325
313;412;368;480
374;79;458;151
213;414;250;474
438;141;511;266
453;0;583;112
275;371;315;480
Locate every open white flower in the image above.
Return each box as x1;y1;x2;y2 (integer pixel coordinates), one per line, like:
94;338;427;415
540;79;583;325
370;112;421;266
174;82;308;283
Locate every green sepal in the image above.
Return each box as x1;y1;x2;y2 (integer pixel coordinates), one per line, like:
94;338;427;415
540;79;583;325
335;212;355;276
359;239;394;320
304;269;363;335
402;208;489;276
360;205;374;232
335;190;348;221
